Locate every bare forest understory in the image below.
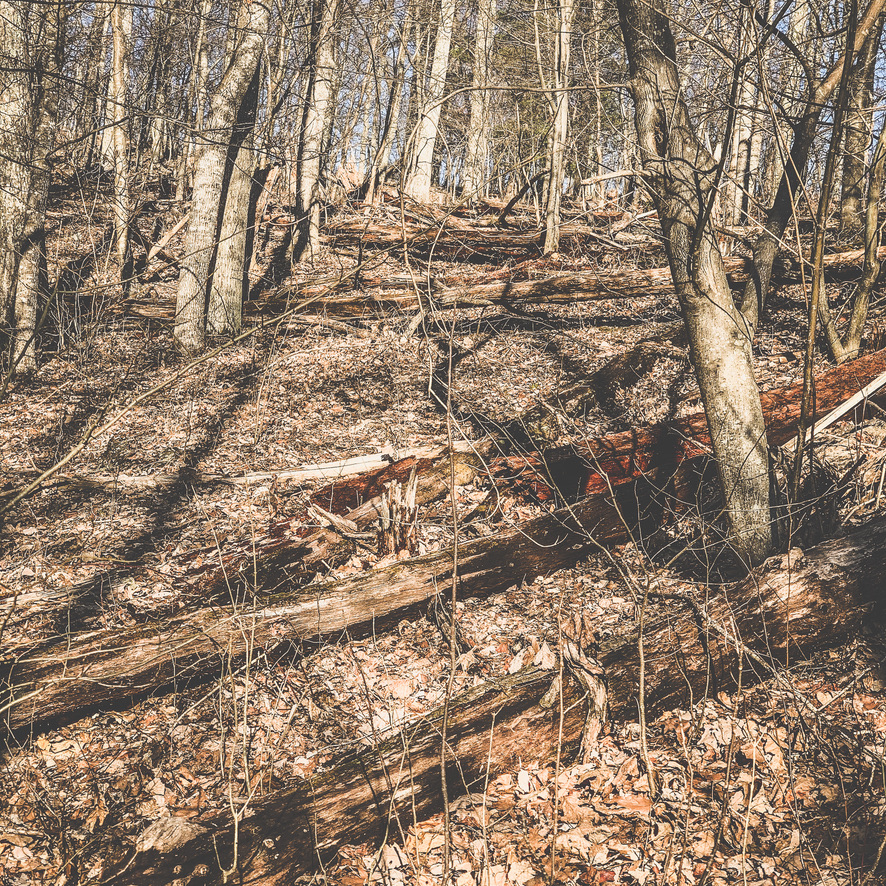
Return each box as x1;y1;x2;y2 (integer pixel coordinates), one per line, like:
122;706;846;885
5;183;886;886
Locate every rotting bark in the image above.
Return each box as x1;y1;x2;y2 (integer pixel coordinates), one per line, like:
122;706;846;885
6;351;886;733
110;516;886;885
109;666;588;885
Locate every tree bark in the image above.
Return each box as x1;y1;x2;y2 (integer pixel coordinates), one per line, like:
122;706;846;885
291;0;340;262
462;0;496;200
740;0;886;330
615;0;772;566
174;0;268;353
1;1;63;374
542;0;576;254
840;13;883;234
108;0;131;282
404;0;456;202
111;666;589;885
206;68;260;336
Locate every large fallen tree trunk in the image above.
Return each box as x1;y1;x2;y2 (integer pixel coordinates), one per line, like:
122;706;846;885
125;242;886;319
6;350;886;732
546;347;886;501
111;516;886;885
2;492;628;733
111;666;586;885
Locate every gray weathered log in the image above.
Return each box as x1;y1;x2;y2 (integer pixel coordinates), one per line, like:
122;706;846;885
3;492;624;732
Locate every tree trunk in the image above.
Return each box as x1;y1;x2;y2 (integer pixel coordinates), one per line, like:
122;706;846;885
112;516;886;885
174;0;268;353
291;0;340;262
206;68;260;337
740;0;886;330
364;8;408;205
615;0;772;566
542;0;575;254
108;0;132;284
176;0;212;202
1;1;63;375
462;0;496;201
839;13;883;235
0;2;32;338
404;0;456;202
820;118;886;362
111;666;589;885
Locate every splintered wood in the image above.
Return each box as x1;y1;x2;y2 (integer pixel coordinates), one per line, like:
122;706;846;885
377;468;418;556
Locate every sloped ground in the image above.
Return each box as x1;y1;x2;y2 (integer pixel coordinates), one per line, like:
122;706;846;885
2;189;886;885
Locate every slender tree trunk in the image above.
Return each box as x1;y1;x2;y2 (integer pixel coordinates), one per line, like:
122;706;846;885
840;13;883;234
615;0;772;566
365;5;409;205
0;1;63;374
206;70;260;336
174;0;268;353
462;0;495;200
0;2;30;333
542;0;576;254
109;0;131;284
292;0;341;262
404;0;456;202
176;0;212;203
740;0;886;330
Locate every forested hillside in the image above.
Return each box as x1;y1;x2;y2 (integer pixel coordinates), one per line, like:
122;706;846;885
3;0;886;883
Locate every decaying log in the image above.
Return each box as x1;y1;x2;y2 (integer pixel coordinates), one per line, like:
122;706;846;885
3;492;625;732
533;347;886;503
112;516;886;885
192;441;491;597
124;239;886;320
110;666;588;885
602;515;886;720
7;351;886;733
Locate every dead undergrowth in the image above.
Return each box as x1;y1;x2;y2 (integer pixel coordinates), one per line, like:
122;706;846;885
2;184;886;885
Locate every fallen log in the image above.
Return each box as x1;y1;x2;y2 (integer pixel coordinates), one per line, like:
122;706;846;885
3;491;628;733
7;351;886;732
3;450;401;496
538;347;886;502
110;665;587;885
112;515;886;885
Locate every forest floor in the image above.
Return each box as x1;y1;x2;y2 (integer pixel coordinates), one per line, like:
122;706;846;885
3;181;886;886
